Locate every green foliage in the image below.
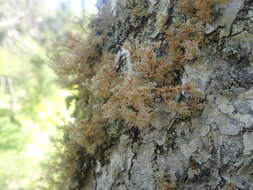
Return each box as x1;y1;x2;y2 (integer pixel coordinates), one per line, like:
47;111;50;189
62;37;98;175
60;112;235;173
0;0;87;189
0;40;69;189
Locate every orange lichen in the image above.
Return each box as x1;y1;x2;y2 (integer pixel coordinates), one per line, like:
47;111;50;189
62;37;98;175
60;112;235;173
72;117;106;154
102;78;154;128
163;22;204;63
159;15;172;29
121;40;204;120
156;83;204;117
91;55;120;99
160;179;177;190
179;0;228;22
128;43;181;86
45;0;217;189
127;7;141;15
224;183;237;190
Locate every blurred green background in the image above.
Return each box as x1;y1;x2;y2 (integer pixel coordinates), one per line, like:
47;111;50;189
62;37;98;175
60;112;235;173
0;0;96;189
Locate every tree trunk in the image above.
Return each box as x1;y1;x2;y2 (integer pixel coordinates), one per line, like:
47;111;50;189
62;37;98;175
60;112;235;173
56;0;253;189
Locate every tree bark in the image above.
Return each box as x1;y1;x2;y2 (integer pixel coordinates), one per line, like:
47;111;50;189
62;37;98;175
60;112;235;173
61;0;253;189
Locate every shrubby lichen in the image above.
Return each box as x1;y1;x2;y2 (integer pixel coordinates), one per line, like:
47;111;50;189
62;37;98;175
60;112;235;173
47;0;231;189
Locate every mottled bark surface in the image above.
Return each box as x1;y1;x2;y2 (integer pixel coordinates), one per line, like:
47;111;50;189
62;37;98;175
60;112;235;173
64;0;253;189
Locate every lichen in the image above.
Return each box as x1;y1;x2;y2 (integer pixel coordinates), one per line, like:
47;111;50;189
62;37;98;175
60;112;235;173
46;0;235;188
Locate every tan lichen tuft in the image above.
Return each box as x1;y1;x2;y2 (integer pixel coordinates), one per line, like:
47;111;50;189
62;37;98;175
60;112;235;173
102;78;154;128
91;54;120;99
162;22;204;64
160;179;177;190
72;117;106;154
179;0;228;22
224;183;237;190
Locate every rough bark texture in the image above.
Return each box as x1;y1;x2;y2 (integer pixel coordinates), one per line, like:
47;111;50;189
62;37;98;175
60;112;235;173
61;0;253;189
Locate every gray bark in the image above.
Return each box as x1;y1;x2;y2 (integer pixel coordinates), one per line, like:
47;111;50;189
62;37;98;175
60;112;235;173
65;0;253;189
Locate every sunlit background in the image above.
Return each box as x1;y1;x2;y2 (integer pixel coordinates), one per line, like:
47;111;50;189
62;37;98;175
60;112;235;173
0;0;97;189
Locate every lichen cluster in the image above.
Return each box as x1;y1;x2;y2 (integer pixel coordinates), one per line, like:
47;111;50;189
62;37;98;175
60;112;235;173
48;0;229;188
